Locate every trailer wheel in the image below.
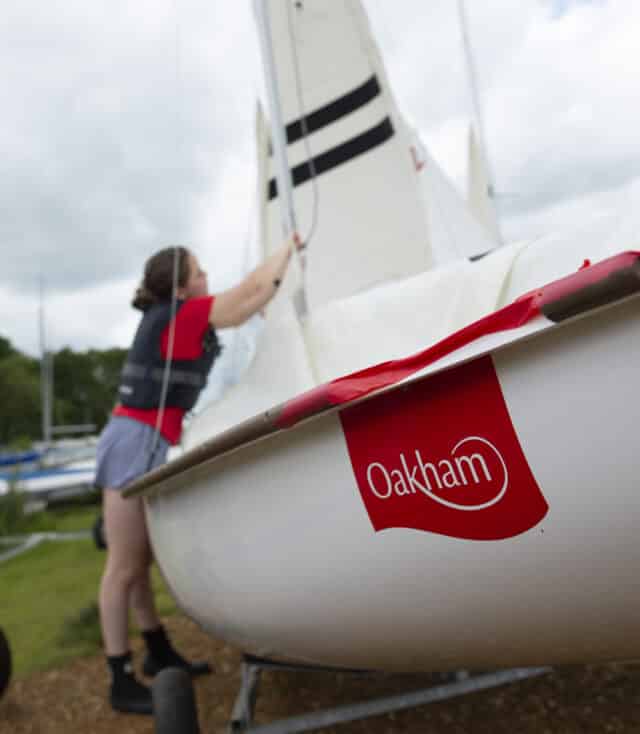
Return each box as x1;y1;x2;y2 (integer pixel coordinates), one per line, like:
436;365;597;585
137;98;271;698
153;667;200;734
92;513;107;550
0;627;11;700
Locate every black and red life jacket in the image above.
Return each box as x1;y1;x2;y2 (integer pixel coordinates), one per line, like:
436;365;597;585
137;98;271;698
118;301;221;412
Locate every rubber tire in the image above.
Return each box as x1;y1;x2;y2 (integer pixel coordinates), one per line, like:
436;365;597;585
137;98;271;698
92;513;107;550
153;667;200;734
0;627;12;700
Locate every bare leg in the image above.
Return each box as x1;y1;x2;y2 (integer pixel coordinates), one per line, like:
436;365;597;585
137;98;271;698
99;490;151;656
130;568;161;632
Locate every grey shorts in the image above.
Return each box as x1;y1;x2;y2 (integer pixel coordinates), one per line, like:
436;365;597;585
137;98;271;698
94;416;169;490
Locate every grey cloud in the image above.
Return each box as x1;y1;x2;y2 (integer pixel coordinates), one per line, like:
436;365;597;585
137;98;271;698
2;0;638;355
1;0;257;296
500;145;640;216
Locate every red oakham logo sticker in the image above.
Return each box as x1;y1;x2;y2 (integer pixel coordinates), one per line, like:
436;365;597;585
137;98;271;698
340;356;548;541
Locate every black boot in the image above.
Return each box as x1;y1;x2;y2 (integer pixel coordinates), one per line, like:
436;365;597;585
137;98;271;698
142;625;211;678
107;652;153;715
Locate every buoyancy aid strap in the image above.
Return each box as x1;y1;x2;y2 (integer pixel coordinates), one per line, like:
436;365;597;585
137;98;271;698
122;362;206;387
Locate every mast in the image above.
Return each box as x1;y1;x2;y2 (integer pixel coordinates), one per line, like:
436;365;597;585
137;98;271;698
253;0;297;238
457;0;502;243
38;277;52;447
253;0;307;316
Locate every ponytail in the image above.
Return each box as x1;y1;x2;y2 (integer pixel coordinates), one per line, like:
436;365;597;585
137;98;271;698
132;284;156;312
132;246;190;311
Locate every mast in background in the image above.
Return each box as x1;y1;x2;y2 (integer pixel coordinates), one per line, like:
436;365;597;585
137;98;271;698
457;0;502;244
38;277;52;447
37;279;96;453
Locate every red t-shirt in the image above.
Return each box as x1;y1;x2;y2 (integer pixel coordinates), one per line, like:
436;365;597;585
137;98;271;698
114;295;215;445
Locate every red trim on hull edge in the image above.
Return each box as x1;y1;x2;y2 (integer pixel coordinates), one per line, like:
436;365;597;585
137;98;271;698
518;251;639;310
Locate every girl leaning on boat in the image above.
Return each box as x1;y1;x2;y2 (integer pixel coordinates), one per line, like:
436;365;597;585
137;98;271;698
94;235;298;715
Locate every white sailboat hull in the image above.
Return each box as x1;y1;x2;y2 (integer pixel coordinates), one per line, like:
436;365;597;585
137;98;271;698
123;0;640;675
137;260;640;672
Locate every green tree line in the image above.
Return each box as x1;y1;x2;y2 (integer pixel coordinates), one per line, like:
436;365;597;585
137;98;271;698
0;334;126;447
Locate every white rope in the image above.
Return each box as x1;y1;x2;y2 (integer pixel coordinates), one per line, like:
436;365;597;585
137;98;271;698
147;246;180;468
146;0;183;469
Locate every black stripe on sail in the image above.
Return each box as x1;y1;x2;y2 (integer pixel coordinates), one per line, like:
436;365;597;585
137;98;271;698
268;117;394;201
284;75;381;146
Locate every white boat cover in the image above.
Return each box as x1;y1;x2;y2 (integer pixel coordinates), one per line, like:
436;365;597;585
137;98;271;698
305;240;527;384
184;293;315;450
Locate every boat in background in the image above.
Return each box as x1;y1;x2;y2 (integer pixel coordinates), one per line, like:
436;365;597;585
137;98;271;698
0;274;101;506
124;0;640;672
0;461;96;503
0;450;43;468
0;437;98;506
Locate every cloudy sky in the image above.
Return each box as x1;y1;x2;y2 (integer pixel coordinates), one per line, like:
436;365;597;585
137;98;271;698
2;0;639;359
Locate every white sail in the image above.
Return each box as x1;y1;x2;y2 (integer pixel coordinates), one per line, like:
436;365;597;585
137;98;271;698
183;102;315;450
261;0;433;309
184;298;315;450
185;1;519;447
409;129;498;264
467;125;502;243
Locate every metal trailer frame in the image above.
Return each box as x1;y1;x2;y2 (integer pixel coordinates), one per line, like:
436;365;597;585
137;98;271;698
229;654;551;734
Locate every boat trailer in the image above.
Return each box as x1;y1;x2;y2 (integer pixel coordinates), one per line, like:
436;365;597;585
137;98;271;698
153;654;551;734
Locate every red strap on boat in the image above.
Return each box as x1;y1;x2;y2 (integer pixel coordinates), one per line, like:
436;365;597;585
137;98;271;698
277;251;640;428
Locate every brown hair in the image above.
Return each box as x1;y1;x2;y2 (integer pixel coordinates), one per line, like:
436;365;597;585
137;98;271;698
132;246;191;311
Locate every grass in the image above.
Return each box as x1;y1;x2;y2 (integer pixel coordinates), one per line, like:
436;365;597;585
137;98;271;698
0;489;26;536
0;489;102;536
0;535;178;678
0;542;20;558
57;601;103;649
18;503;100;534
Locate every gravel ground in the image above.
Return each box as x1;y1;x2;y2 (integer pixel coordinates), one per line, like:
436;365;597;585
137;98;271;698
1;615;639;734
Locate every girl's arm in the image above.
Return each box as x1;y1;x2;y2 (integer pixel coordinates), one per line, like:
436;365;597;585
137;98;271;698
208;236;298;328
